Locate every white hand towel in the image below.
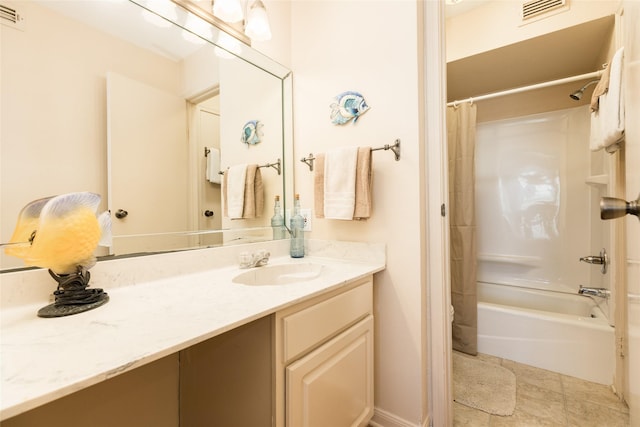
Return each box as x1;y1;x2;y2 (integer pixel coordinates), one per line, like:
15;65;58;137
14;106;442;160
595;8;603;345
206;147;221;184
324;146;358;220
226;164;247;219
590;47;625;152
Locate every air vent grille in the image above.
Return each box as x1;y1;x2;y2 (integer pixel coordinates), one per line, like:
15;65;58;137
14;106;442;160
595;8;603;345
0;3;25;30
522;0;566;20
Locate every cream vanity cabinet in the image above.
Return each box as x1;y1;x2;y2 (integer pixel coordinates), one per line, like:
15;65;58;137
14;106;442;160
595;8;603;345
274;276;374;427
1;274;375;427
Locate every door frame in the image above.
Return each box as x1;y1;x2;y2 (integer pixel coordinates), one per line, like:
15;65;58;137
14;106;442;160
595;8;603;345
422;1;453;426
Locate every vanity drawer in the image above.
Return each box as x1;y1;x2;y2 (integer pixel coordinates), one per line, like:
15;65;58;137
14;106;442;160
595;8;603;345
281;279;372;364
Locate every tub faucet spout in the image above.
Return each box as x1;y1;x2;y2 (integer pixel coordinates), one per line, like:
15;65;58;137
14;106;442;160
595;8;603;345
578;286;610;299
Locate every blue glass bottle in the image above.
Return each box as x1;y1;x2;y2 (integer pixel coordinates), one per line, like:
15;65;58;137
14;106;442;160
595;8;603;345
290;194;304;258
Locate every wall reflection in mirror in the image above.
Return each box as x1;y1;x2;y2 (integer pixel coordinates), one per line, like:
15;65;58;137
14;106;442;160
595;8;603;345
0;0;292;271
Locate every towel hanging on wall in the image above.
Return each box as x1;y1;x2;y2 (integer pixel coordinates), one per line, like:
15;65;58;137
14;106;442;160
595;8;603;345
224;164;248;219
223;164;264;219
323;146;358;219
206;147;221;184
590;47;625;152
315;146;373;220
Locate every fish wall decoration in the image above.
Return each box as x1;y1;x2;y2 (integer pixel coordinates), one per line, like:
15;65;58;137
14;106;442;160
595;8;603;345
330;91;370;125
241;120;263;145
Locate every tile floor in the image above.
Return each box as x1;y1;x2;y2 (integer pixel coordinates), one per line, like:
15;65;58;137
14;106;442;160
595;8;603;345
454;352;630;427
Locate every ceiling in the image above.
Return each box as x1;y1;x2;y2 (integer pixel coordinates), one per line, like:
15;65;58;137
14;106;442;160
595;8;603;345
445;0;490;18
446;15;615;104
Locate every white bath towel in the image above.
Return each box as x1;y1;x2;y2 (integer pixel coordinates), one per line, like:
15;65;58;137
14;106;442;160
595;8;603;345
590;47;625;152
225;164;247;219
323;146;358;219
206;147;221;184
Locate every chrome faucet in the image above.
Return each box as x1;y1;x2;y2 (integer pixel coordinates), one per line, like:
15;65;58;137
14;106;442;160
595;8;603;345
578;285;611;299
239;250;270;269
579;248;608;274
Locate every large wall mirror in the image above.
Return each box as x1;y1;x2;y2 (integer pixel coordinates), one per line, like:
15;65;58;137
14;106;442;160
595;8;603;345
0;0;293;271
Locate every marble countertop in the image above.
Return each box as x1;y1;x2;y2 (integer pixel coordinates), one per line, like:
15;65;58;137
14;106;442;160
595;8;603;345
0;240;385;421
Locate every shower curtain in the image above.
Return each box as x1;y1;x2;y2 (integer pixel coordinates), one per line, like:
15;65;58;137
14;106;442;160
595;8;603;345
447;103;477;355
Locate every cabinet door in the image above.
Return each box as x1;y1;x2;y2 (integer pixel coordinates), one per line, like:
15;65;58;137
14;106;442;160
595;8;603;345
286;316;373;427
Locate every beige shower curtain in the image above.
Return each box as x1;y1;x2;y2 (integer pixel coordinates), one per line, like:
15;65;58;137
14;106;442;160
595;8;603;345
447;102;477;355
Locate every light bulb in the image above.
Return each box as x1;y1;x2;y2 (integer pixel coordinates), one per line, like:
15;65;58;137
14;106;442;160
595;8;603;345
213;0;244;23
245;0;271;41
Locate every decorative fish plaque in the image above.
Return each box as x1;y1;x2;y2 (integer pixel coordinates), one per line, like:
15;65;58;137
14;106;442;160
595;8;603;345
241;120;263;145
330;91;370;125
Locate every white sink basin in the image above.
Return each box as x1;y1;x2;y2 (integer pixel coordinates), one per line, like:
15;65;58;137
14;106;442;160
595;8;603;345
232;263;324;286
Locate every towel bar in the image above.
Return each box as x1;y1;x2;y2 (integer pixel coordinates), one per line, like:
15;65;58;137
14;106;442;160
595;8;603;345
301;153;316;171
300;139;401;171
371;139;401;161
219;158;281;176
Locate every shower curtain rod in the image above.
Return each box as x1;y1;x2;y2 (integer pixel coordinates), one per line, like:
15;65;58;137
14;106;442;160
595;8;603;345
447;70;603;107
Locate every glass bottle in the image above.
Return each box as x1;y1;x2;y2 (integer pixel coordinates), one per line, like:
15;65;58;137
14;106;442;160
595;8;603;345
289;194;305;258
270;195;286;240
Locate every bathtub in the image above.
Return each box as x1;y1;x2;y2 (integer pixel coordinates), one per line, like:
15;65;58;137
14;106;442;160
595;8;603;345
477;281;615;385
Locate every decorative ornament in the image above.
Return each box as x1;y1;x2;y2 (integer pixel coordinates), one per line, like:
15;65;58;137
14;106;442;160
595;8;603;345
241;120;264;145
3;192;112;317
330;91;370;125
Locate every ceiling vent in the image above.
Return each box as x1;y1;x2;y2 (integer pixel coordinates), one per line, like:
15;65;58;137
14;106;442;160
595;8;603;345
0;2;25;31
521;0;568;22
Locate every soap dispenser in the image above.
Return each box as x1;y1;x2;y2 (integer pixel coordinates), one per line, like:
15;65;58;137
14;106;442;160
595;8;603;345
290;194;304;258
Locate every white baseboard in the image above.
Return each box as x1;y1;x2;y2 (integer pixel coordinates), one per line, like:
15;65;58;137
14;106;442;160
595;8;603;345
369;407;423;427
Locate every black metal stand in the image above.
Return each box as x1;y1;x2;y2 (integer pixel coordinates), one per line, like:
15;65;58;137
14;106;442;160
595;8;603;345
37;267;109;318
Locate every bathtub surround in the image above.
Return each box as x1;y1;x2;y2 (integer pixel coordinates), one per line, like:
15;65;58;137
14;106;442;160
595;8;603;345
475;107;597;296
447;102;478;355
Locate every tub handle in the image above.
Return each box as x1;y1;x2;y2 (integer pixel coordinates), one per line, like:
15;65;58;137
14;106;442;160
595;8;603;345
579;248;608;274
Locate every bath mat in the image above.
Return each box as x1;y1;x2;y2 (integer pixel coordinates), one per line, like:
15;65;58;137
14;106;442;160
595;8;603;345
453;352;516;416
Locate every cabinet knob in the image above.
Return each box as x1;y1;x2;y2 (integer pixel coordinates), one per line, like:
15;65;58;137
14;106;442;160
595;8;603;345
115;209;128;219
204;210;214;217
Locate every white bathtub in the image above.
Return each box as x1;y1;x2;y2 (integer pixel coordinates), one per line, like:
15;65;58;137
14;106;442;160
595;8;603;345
477;281;615;385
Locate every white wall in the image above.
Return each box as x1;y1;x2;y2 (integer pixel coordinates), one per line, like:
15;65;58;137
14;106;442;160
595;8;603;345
289;1;426;425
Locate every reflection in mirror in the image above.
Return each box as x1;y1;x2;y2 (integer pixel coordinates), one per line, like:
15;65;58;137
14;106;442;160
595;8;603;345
0;0;292;271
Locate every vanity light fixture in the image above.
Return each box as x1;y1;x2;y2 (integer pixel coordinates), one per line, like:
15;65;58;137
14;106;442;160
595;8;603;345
212;0;272;42
213;0;244;23
244;0;272;41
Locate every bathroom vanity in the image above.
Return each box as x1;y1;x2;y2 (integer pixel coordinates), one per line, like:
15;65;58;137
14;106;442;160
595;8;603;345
0;240;384;427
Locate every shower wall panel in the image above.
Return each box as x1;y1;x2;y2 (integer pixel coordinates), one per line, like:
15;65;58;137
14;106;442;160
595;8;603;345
475;106;603;294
